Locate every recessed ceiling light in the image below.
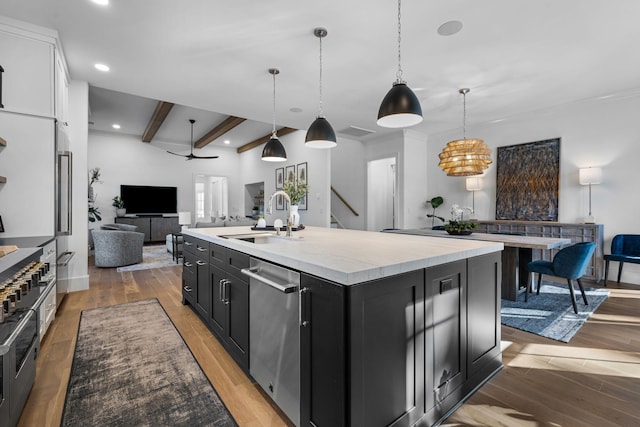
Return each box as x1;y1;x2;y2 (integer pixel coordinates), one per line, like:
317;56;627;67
290;107;303;113
437;20;463;36
224;140;230;145
112;124;121;129
94;63;110;72
91;0;109;5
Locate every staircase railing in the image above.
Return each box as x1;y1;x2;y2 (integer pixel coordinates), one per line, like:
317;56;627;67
331;186;359;217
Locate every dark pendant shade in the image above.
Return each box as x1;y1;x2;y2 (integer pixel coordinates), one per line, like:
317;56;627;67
261;136;287;162
305;116;337;148
377;82;423;128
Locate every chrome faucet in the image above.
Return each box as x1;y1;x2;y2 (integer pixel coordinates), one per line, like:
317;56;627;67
267;190;292;237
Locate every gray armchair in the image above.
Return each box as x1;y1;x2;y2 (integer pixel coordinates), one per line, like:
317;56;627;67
92;228;145;268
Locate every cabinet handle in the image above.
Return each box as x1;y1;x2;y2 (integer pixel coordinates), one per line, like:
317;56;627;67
183;286;192;292
219;279;227;302
223;279;230;305
0;64;4;109
196;260;206;266
184;241;193;246
184;262;193;267
299;287;309;327
196;246;207;252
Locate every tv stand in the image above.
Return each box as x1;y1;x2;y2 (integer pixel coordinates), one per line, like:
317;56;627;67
115;216;180;243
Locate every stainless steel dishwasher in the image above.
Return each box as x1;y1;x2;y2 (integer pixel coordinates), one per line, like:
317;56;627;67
241;258;301;426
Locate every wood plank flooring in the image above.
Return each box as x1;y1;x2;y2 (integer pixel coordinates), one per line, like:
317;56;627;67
18;262;640;427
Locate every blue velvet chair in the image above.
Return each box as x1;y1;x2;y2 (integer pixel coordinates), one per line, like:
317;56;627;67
604;234;640;286
526;242;596;314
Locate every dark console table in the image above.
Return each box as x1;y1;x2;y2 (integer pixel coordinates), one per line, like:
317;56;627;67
115;216;180;243
474;221;604;281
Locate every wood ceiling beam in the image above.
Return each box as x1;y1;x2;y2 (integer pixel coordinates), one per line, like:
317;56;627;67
141;101;174;142
236;127;297;154
194;116;246;149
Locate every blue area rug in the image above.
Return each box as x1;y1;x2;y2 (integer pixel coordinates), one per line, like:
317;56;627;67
501;281;609;342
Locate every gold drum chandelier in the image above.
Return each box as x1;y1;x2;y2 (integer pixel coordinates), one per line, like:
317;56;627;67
438;88;491;176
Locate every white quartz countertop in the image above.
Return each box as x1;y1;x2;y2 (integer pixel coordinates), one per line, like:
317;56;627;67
182;226;503;286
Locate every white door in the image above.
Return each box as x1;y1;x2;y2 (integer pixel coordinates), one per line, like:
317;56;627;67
366;157;397;231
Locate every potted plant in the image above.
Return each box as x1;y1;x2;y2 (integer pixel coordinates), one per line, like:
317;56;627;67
426;196;445;229
283;179;308;227
88;206;102;223
445;204;476;235
112;196;126;217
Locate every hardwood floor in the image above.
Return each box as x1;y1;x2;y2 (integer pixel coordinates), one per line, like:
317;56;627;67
18;263;640;427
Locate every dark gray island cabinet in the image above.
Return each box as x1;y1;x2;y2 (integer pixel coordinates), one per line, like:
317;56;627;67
181;227;503;427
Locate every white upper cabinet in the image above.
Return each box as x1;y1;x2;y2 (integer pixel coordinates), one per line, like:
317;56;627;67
54;51;69;123
0;28;55;117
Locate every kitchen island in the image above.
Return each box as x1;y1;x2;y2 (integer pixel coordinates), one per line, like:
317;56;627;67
181;226;503;427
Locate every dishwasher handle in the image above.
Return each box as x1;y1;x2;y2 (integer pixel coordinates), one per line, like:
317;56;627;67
241;267;298;294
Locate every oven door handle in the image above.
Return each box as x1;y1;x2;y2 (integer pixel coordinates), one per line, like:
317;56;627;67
0;309;35;356
57;251;75;266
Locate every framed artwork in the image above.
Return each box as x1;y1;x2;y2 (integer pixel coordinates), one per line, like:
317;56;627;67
296;162;308;210
275;168;284;189
276;193;285;211
285;165;296;184
495;138;560;221
296;162;308;184
0;216;3;233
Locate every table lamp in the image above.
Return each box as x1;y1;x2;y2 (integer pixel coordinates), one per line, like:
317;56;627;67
465;177;482;218
178;211;192;231
579;167;601;224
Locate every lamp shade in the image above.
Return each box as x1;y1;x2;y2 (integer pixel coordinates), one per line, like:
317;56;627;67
178;211;191;226
305;117;337;148
466;177;481;191
579;167;602;185
261;136;287;162
377;82;423;128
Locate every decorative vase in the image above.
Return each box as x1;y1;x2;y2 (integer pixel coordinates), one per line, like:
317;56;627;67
88;186;94;202
116;208;126;217
257;217;266;228
289;205;300;227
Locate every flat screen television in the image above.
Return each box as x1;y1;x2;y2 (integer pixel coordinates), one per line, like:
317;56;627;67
120;185;177;215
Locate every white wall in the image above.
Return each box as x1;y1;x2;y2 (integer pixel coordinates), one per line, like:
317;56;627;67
426;93;640;284
88;131;242;227
239;130;331;227
330;136;366;230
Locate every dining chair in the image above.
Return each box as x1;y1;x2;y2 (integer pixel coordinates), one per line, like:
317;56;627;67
526;242;596;314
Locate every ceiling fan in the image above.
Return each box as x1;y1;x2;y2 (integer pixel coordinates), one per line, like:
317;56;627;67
167;119;219;160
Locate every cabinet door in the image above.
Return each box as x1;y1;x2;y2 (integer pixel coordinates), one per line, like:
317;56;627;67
151;216;180;241
115;217;151;242
300;274;346;427
0;30;54;117
426;260;466;410
54;53;69;123
195;256;210;319
467;253;501;378
348;270;425;427
225;272;249;371
209;264;227;337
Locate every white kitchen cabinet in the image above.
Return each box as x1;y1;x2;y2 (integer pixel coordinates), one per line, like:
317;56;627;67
54;51;69;123
0;26;55;117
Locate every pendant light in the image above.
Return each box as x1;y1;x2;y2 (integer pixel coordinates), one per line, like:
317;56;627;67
262;68;287;162
305;27;337;148
377;0;423;128
438;88;492;176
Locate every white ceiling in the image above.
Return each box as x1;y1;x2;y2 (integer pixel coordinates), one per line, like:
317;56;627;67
2;1;640;149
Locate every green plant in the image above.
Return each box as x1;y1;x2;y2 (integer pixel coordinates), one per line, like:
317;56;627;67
283;179;308;205
426;196;445;227
88;206;102;222
444;220;477;234
112;196;125;209
89;168;102;186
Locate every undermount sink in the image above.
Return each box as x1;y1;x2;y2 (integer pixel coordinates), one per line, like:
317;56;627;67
220;232;303;244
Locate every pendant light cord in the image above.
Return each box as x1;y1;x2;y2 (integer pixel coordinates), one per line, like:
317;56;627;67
396;0;404;83
318;33;324;117
462;90;466;139
272;71;277;137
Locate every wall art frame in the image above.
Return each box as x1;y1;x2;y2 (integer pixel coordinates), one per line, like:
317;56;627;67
495;137;560;221
275;167;284;189
296;162;308;210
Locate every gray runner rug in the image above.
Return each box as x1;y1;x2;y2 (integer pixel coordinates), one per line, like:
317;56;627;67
501;281;608;343
61;299;237;426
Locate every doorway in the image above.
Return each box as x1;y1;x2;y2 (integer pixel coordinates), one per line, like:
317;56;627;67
194;175;228;222
366;156;397;231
